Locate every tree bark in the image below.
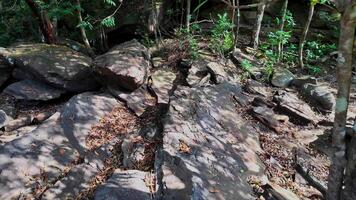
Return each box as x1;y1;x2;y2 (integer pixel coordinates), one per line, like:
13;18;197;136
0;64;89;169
298;2;314;69
75;0;91;49
24;0;57;44
234;0;240;49
277;0;288;61
186;0;191;31
326;2;356;200
252;0;266;50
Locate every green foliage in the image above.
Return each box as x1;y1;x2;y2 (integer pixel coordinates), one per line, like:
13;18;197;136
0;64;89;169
104;0;117;7
210;13;234;55
305;41;336;60
101;16;116;27
177;26;201;60
241;59;252;71
306;64;322;75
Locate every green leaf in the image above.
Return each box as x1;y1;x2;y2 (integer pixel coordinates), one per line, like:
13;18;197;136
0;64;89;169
104;0;116;6
101;16;116;27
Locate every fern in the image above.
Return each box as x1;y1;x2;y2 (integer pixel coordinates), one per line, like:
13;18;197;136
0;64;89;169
101;16;116;27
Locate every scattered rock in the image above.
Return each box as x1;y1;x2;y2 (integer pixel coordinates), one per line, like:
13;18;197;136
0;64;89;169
274;90;319;124
122;135;149;170
109;86;155;116
159;81;265;199
291;76;317;88
206;62;229;84
152;56;165;68
300;84;335;111
231;49;263;79
150;70;176;104
265;183;300;200
271;69;295;88
0;43;98;92
244;79;271;97
252;106;289;133
94;39;150;91
3;79;66;101
94;170;151;200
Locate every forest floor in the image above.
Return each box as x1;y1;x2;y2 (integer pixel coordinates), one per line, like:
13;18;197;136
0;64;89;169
0;27;355;200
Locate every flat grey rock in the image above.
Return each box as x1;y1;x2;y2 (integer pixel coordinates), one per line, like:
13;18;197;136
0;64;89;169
4;79;66;101
300;84;335;112
0;92;118;199
160;82;265;199
150;69;176;104
94;170;151;200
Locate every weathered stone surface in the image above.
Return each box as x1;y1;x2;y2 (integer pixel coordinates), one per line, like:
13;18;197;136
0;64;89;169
274;90;319;124
0;69;10;88
252;106;289;132
0;92;118;199
0;110;8;129
300;84;335;111
109;86;155;116
159;81;265;199
186;62;210;87
0;94;17;118
271;69;295;88
94;170;151;200
0;43;98;92
291;76;317;88
3;79;66;101
122;134;147;170
150;70;176;104
94;40;150;91
244;79;271;97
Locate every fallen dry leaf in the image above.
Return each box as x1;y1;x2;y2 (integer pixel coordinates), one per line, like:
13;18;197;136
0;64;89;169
179;140;192;154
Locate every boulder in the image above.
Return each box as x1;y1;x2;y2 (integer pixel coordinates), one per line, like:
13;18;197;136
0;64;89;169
271;69;295;88
94;40;150;91
150;69;176;104
3;79;66;101
244;79;271;97
0;43;98;92
159;81;266;199
0;94;17;118
300;84;335;111
186;62;210;87
0;92;119;199
94;170;151;200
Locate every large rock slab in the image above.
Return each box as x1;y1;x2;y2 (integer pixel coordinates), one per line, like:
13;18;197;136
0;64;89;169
159;82;265;199
150;69;176;104
94;170;151;200
3;79;66;101
94;40;150;91
0;92;118;199
0;43;98;92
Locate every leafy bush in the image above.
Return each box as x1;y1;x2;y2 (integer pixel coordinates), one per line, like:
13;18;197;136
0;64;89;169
210;13;234;55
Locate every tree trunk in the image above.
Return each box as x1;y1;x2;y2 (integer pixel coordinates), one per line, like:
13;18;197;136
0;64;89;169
277;0;288;61
25;0;57;44
298;2;314;69
234;0;241;49
75;0;91;49
252;0;266;50
326;3;356;200
186;0;191;31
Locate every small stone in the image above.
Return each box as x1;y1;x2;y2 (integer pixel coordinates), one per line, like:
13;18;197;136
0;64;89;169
150;69;176;104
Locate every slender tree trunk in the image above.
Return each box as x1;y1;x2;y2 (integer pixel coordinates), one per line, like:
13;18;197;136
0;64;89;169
75;0;91;49
186;0;191;31
25;0;57;44
234;0;241;49
252;0;266;50
277;0;288;61
326;3;356;200
298;2;314;69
